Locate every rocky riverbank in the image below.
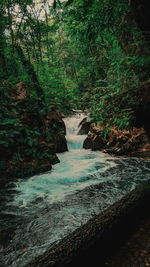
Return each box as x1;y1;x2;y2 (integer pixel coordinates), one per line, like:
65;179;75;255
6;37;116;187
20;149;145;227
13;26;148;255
0;81;68;186
104;214;150;267
1;112;68;185
26;180;150;267
82;122;150;158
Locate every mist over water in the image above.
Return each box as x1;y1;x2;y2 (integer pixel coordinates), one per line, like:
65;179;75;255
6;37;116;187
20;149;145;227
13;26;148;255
0;112;150;267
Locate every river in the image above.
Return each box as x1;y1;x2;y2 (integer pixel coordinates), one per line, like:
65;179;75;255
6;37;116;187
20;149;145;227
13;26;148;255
0;112;150;266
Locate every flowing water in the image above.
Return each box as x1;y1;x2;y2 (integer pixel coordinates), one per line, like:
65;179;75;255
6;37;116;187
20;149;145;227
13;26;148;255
0;112;150;266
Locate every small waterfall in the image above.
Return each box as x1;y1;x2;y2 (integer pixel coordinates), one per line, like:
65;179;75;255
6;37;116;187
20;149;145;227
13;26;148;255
1;112;150;267
63;113;87;150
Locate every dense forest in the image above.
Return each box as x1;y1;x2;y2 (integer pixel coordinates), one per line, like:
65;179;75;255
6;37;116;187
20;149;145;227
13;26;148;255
1;1;150;266
0;0;150;179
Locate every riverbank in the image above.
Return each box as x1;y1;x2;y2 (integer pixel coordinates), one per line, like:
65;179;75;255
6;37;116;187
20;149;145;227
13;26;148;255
26;180;150;267
82;122;150;159
1;113;150;267
0;110;68;187
104;214;150;267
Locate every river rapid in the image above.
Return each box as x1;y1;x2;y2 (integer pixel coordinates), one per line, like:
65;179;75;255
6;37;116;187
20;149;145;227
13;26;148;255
0;112;150;266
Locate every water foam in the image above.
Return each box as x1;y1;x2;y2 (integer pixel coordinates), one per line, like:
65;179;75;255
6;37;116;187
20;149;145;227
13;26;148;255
14;113;116;207
1;113;150;267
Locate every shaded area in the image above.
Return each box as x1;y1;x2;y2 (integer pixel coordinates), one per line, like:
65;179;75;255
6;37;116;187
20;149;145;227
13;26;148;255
26;180;150;267
1;155;150;266
105;215;150;267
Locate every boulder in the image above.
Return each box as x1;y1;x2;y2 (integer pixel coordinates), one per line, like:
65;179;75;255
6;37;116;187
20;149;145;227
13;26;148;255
83;132;106;151
92;135;106;151
26;181;150;267
78;121;91;135
83;136;93;149
83;122;150;156
78;117;87;127
47;112;68;153
105;128;150;156
54;134;68;153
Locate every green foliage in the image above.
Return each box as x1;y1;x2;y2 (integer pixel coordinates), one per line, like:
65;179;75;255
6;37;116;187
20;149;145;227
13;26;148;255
0;0;150;178
60;0;150;130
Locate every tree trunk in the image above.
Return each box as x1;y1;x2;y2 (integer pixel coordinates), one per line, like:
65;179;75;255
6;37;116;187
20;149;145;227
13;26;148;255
15;44;47;132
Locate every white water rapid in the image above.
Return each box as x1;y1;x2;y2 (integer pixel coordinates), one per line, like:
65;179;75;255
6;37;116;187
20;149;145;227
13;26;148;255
1;112;150;267
13;113;116;206
64;113;87;150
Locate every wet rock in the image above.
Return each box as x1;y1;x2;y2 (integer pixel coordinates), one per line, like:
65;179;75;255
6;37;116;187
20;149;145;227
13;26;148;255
83;136;93;149
54;134;68;153
83;135;106;151
78;117;87;127
77;117;91;135
83;129;106;151
83;123;150;156
50;154;60;165
78;121;91;135
47;112;68;153
92;135;106;151
26;181;150;267
106;130;150;156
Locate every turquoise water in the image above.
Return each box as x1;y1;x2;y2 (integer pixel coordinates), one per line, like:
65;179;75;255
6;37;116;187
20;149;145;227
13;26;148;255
0;113;150;267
